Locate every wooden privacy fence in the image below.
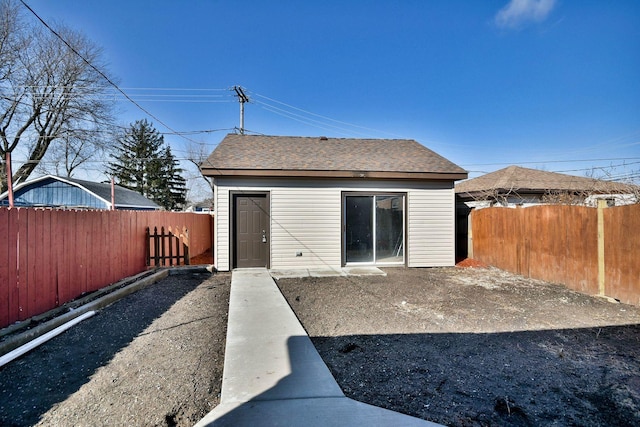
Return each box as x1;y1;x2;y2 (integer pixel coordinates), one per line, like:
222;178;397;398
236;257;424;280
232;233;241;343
0;208;213;329
471;203;640;306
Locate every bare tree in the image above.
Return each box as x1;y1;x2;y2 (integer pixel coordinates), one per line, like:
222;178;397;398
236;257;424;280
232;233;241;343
541;190;587;205
38;129;110;177
463;185;523;207
0;0;114;192
184;140;214;197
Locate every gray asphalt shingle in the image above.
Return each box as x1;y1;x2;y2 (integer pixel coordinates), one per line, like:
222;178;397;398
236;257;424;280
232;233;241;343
456;165;634;196
201;134;467;179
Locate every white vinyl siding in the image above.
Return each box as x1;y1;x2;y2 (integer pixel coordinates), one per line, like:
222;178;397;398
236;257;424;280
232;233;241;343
213;184;230;271
271;186;342;269
213;177;456;271
407;186;456;267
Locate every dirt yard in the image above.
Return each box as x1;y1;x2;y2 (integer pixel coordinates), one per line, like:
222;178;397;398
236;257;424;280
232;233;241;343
1;266;639;426
0;271;231;427
277;267;640;426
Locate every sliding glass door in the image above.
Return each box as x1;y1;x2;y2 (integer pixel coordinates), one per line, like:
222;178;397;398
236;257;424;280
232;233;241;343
344;194;405;265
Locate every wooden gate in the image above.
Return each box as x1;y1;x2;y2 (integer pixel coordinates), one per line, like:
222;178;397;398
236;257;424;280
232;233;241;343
146;226;190;267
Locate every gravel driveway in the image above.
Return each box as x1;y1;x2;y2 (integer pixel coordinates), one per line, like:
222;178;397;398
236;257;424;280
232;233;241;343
2;266;639;426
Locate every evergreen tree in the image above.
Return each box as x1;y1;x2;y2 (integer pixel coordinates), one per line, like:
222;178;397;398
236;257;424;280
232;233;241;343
149;145;187;210
107;119;187;210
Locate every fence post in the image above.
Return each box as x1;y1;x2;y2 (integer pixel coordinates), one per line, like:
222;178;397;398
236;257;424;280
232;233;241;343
153;227;160;266
161;227;167;266
168;226;174;266
145;227;150;266
183;227;190;265
597;199;607;296
467;208;474;259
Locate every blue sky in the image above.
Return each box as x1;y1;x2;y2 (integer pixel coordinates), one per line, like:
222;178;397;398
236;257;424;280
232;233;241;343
26;0;640;198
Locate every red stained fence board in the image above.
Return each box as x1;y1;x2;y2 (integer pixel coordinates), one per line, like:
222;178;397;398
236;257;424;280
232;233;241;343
0;208;213;329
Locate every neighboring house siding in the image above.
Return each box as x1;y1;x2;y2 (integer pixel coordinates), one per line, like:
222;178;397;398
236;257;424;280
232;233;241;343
213;178;455;271
0;176;160;210
9;179;106;209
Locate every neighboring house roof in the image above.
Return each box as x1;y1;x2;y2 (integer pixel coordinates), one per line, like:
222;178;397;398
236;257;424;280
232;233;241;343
0;175;161;210
201;134;467;180
456;165;635;199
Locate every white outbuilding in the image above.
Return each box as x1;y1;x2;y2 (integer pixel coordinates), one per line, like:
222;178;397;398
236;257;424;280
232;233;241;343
201;134;467;271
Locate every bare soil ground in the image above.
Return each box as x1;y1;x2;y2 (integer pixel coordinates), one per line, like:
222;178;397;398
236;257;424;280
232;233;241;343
277;267;640;426
2;266;639;426
0;271;231;427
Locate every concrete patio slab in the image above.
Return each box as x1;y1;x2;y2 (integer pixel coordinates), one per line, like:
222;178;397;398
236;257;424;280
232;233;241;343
268;269;312;279
343;266;388;276
308;268;348;277
269;266;385;279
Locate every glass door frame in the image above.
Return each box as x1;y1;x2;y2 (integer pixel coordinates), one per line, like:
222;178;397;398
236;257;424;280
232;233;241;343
342;192;406;266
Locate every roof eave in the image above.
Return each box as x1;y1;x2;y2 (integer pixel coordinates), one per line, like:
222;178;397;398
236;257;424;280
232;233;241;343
114;205;160;210
201;168;467;181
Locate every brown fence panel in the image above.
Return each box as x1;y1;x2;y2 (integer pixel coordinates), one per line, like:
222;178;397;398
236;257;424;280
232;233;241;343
472;207;520;272
472;204;640;304
472;206;599;296
526;205;598;294
604;204;640;306
569;206;599;294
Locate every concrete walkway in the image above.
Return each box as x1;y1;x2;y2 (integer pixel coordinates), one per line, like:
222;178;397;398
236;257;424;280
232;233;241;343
194;268;440;427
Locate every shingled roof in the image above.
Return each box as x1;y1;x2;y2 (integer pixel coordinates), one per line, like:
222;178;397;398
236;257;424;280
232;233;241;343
63;176;161;209
456;165;634;198
201;134;467;180
0;175;160;210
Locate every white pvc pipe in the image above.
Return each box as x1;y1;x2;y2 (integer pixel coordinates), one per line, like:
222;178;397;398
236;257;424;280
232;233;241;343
0;310;96;368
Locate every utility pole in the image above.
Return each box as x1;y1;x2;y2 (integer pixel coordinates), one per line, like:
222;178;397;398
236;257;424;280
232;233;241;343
233;86;249;134
5;152;14;208
110;176;115;211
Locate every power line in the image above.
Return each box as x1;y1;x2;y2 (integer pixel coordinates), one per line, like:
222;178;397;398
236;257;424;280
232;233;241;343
118;87;229;92
18;0;203;147
4;81;234;139
30;94;235;103
255;102;362;137
16;85;230;91
554;160;640;174
248;90;406;139
460;157;640;167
